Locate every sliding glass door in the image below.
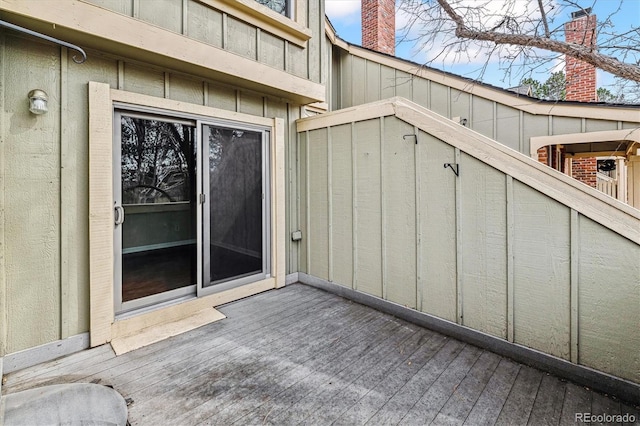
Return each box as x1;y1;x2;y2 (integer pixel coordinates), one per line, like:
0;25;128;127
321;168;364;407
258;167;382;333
114;109;270;314
114;112;198;313
201;124;270;293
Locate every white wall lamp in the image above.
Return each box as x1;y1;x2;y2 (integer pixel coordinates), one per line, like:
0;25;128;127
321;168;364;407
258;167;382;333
28;89;49;115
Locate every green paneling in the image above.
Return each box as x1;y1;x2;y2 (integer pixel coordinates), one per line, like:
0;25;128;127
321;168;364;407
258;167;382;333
260;31;285;70
227;17;257;60
63;52;119;338
418;131;457;322
340;54;353;108
86;0;133;15
287;43;308;79
460;155;507;338
472;96;494;139
4;37;61;353
429;82;448;117
330;124;353;287
552;116;581;135
365;61;381;104
308;128;329;280
123;63;165;98
298;131;309;273
395;70;413;100
307;0;321;83
351;56;366;106
513;182;571;360
382;117;416;308
138;0;183;34
578;216;640;383
496;104;520;151
585;119;618;132
380;65;396;100
523;112;549;153
450;89;469;123
354;119;383;297
208;83;237;112
187;1;223;48
239;91;264;117
412;77;429;109
169;74;204;105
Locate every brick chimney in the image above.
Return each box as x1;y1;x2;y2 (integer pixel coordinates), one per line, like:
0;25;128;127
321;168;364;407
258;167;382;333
564;9;597;102
362;0;395;55
565;9;599;187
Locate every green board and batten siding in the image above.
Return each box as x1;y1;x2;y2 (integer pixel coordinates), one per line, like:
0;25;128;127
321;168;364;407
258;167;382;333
0;29;307;354
298;112;640;384
331;51;638;156
85;0;324;84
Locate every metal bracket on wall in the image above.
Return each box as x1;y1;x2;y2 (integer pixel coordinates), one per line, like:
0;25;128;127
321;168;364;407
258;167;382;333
403;134;417;144
444;163;460;177
0;20;87;64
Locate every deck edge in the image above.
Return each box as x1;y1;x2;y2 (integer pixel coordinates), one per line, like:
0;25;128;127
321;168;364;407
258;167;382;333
297;273;640;406
1;333;90;375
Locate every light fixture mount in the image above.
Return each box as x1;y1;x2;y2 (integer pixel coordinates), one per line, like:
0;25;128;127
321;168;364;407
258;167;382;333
28;89;49;115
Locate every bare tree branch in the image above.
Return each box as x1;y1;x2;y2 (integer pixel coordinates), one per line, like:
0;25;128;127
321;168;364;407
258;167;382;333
399;0;640;86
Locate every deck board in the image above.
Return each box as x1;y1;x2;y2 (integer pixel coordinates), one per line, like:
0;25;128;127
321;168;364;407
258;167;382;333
2;283;638;425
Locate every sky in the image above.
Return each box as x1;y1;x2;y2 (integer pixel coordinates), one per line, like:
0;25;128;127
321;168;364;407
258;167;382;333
325;0;640;93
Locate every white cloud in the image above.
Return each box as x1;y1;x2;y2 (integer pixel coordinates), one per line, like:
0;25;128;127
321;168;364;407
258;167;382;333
326;0;360;20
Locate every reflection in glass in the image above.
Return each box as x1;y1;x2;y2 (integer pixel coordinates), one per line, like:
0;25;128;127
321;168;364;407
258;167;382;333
120;116;197;303
255;0;288;15
206;125;264;285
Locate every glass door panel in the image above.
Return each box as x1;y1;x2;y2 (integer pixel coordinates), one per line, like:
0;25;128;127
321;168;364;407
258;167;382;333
203;124;266;288
115;113;197;312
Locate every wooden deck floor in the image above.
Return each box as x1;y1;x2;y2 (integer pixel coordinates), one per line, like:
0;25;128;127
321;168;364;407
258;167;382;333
3;284;639;425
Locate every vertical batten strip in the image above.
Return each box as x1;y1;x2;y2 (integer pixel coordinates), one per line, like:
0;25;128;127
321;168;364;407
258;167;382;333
351;122;358;290
60;46;70;339
447;86;452;119
570;209;580;364
506;175;515;342
305;130;311;274
117;61;124;90
0;33;6;356
164;73;170;99
202;82;208;106
256;29;261;63
519;111;524;154
132;0;139;18
454;147;462;324
492;102;497;140
414;127;422;312
222;13;228;50
181;0;188;35
327;126;333;282
380;117;387;300
291;104;299;273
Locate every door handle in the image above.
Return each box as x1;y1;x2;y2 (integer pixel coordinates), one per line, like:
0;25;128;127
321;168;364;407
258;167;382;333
114;204;125;225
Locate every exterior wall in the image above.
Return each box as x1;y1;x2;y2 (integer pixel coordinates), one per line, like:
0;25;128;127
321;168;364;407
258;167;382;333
297;107;640;385
330;48;640;158
0;32;304;355
84;0;325;84
572;157;597;187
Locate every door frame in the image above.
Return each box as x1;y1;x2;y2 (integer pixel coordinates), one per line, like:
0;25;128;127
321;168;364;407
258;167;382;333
89;82;285;347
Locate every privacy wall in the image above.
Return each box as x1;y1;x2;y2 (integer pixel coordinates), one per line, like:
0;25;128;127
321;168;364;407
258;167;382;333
296;98;640;384
328;44;640;157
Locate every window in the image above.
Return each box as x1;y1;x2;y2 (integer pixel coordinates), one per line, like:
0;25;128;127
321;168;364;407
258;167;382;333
255;0;290;17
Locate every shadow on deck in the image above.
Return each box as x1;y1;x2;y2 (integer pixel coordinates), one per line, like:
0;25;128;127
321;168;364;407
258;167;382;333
2;284;639;425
